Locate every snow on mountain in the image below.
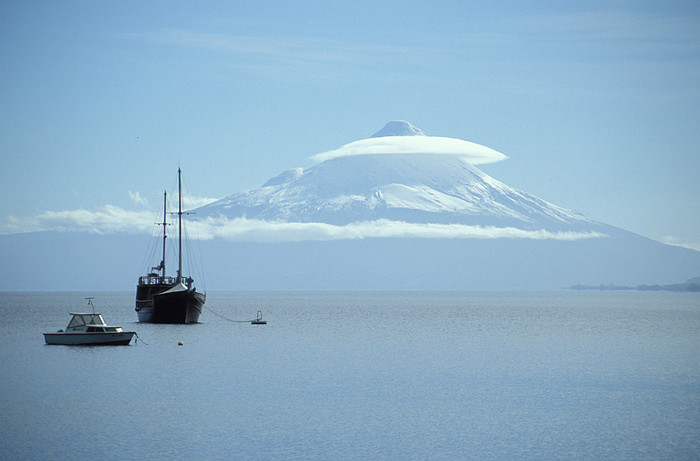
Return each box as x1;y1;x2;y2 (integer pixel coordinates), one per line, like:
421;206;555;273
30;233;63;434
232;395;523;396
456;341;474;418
371;120;427;137
197;122;596;233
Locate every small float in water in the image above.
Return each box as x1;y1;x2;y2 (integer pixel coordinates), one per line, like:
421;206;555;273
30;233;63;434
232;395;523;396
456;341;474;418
251;310;267;325
44;298;136;346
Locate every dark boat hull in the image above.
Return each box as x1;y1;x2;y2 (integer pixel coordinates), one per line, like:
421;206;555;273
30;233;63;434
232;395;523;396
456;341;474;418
151;288;205;324
136;280;205;324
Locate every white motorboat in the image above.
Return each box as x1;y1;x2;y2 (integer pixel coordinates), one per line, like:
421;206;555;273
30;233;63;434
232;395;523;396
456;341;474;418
44;298;136;346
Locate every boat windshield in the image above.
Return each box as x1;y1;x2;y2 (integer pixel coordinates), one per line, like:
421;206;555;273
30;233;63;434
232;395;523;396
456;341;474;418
68;314;107;328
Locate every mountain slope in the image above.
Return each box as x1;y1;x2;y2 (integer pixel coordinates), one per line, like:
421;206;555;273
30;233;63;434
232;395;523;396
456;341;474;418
198;153;596;231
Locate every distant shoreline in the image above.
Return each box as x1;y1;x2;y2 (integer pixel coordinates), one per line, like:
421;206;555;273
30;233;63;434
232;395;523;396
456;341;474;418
570;278;700;292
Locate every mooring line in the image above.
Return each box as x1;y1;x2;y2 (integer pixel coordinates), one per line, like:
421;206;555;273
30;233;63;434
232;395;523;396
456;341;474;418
203;305;257;323
134;332;149;345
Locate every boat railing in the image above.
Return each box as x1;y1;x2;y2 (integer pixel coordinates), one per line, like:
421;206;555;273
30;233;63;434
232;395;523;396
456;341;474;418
139;275;177;286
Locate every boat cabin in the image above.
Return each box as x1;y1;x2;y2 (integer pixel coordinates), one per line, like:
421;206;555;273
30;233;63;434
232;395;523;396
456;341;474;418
67;313;106;329
64;314;125;333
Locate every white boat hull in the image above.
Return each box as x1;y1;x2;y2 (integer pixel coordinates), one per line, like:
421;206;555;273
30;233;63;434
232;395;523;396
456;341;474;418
136;305;155;323
44;331;135;345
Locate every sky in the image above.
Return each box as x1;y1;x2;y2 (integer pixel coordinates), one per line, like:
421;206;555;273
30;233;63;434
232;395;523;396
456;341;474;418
1;0;699;250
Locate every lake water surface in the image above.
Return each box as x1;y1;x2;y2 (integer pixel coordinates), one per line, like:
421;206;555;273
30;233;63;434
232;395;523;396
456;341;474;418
1;291;698;460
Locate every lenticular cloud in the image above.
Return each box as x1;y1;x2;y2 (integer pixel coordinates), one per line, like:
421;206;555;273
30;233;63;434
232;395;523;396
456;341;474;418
311;121;508;165
311;136;508;164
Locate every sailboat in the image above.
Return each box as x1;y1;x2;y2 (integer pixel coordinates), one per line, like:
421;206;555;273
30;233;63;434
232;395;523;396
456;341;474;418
135;168;206;324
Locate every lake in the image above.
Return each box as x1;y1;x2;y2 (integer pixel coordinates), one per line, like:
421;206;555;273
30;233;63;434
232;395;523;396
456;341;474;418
1;291;698;460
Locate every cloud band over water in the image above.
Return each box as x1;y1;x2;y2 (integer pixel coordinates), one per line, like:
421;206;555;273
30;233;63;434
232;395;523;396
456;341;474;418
2;207;606;242
194;217;606;242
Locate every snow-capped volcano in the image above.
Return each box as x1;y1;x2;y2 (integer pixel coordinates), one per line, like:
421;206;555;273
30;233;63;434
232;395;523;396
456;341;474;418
197;122;597;232
3;121;699;291
370;120;427;137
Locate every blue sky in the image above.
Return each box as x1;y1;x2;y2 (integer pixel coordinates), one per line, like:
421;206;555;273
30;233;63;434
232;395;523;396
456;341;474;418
1;0;699;249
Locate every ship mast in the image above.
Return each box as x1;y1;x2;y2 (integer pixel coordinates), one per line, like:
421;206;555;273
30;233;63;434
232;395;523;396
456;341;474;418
177;168;183;283
161;191;167;280
152;190;169;280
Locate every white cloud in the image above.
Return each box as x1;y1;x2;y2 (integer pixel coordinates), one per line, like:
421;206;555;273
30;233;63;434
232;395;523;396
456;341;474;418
144;193;218;212
193;217;607;243
123;29;429;84
1;192;217;235
130;29;348;63
129;190;149;207
660;236;700;252
2;211;607;243
182;195;219;210
311;136;508;164
2;206;155;235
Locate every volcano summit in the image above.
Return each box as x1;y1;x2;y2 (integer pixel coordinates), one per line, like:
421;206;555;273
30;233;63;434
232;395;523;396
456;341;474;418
198;121;604;235
186;121;699;290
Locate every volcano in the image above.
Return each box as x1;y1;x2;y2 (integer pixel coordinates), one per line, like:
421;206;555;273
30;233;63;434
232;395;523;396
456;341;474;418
198;121;605;234
186;121;699;290
2;122;698;291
